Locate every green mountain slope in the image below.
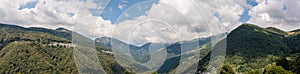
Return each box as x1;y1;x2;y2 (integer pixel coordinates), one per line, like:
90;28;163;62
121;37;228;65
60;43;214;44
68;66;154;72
0;41;77;74
0;23;125;74
198;24;300;73
225;24;292;73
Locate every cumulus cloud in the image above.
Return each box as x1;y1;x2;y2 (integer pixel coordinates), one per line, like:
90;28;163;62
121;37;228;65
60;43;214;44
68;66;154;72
1;0;80;28
0;0;111;38
248;0;300;31
2;0;299;44
0;0;272;44
109;0;246;44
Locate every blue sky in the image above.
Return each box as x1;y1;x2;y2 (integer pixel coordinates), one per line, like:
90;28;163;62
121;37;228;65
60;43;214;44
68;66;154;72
97;0;158;24
18;0;39;10
239;0;258;23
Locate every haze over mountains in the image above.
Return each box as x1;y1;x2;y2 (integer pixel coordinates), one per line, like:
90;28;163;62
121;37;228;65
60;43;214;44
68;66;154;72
0;23;299;74
95;34;214;73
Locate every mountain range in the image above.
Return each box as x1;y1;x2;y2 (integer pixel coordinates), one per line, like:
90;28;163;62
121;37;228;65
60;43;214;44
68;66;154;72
0;23;299;74
95;35;214;73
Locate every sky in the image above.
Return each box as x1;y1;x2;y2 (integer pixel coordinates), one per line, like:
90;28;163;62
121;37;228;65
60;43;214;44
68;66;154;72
0;0;299;44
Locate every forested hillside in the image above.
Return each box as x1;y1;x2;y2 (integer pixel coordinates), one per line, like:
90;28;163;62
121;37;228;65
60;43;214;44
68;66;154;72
198;24;300;74
0;23;124;74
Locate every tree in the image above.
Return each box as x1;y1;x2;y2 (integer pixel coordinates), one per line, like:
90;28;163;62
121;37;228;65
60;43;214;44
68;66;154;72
291;56;300;74
276;58;290;70
221;64;236;74
264;65;293;74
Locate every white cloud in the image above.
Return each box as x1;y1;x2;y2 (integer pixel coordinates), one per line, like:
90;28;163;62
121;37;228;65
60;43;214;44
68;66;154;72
248;0;300;31
0;0;246;44
109;0;246;44
0;0;253;44
0;0;83;28
2;0;299;44
0;0;110;38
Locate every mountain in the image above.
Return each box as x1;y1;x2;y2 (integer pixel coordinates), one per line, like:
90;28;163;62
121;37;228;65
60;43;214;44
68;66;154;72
80;23;300;73
95;37;113;48
197;24;300;73
96;36;212;54
2;22;299;74
227;24;291;57
0;23;125;74
95;35;216;73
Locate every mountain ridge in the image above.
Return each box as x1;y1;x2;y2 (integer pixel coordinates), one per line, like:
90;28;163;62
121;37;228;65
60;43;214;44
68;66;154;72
1;23;300;73
197;24;300;73
0;23;126;74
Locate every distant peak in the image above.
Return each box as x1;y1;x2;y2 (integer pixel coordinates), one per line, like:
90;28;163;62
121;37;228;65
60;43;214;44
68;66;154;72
266;27;279;30
55;27;68;30
232;24;264;32
291;29;300;32
55;27;71;32
231;24;293;36
239;23;262;28
96;37;113;41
